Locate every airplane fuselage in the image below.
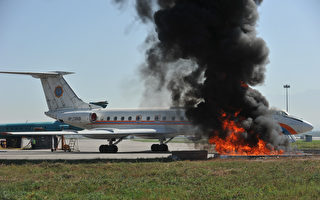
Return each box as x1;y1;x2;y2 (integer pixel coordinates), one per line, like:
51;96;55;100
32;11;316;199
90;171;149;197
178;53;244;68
272;110;313;135
46;108;313;140
46;108;195;139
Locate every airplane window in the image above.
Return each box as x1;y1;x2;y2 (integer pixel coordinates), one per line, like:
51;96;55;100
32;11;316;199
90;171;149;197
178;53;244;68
121;116;125;121
172;116;175;121
107;117;110;121
146;116;151;121
154;115;160;121
180;116;184;121
162;116;166;121
114;116;117;121
136;115;141;121
128;116;132;121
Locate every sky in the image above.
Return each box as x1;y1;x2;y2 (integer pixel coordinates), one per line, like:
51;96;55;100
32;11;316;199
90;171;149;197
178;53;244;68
0;0;319;129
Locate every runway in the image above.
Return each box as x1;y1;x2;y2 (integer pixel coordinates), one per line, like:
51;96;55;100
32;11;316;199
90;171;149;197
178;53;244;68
0;139;203;160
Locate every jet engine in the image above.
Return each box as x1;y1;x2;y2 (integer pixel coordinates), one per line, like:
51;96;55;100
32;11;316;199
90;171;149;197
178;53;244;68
57;111;98;124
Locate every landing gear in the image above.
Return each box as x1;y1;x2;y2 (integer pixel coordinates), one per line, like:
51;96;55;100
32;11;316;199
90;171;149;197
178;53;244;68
151;144;168;152
99;137;124;153
99;144;118;153
151;137;173;152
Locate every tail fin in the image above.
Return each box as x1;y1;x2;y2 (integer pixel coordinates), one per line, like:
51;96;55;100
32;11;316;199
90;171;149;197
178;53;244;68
0;71;94;111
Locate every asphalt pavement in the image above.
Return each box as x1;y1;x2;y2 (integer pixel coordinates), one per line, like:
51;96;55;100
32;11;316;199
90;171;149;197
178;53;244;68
0;139;204;160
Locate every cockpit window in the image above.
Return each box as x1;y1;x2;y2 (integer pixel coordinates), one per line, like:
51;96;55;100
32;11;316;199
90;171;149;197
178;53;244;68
275;111;288;116
279;111;288;116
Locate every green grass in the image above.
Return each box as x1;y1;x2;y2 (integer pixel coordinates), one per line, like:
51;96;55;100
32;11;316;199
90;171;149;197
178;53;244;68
1;158;320;199
294;140;320;149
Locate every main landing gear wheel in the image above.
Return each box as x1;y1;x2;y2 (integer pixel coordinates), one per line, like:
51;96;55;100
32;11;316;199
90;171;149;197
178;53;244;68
151;144;168;152
99;144;118;153
99;137;124;153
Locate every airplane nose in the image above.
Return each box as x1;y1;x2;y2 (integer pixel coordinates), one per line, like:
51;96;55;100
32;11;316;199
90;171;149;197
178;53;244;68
302;121;313;132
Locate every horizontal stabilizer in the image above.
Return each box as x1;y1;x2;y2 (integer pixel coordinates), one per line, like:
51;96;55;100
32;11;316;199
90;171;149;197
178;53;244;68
0;71;74;78
89;100;108;108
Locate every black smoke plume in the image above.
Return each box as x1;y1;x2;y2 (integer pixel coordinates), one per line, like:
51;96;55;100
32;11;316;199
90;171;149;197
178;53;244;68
114;0;288;150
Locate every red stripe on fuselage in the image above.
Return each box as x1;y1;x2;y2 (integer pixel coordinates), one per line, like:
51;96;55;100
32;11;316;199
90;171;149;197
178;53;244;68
279;123;298;135
88;120;191;126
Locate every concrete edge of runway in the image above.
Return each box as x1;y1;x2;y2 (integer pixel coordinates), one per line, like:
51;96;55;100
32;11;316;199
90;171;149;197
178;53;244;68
0;157;173;164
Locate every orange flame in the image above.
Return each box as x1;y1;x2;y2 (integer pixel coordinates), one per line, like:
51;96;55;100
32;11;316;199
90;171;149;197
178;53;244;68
240;81;249;88
209;112;283;155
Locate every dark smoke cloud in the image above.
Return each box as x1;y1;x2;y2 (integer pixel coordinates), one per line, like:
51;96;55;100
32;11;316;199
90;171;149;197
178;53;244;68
113;0;288;150
135;0;153;23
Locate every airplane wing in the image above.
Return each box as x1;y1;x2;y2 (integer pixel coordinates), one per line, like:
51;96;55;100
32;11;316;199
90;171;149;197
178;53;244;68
0;128;158;139
0;130;78;136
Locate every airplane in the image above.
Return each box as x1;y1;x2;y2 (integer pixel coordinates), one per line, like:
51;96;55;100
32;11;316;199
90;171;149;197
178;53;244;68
0;71;314;153
0;121;82;149
272;110;313;142
0;121;82;133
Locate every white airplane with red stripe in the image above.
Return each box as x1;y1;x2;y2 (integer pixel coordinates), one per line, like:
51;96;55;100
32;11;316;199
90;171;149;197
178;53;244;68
0;71;313;153
272;110;313;142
